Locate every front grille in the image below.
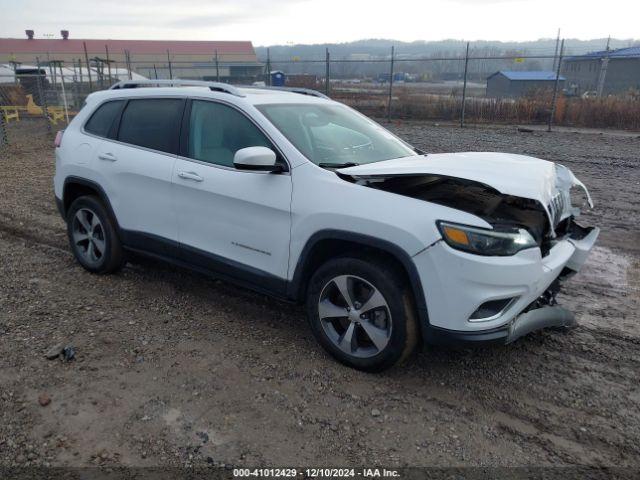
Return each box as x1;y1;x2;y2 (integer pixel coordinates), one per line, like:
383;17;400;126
547;192;567;227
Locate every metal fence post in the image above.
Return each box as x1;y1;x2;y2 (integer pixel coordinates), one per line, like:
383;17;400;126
83;42;93;92
126;50;132;80
325;48;330;96
596;53;610;97
547;39;564;132
97;59;104;90
167;50;173;79
460;41;470;128
58;63;70;124
47;52;55;86
215;49;220;82
386;46;395;122
105;44;112;86
266;48;271;86
72;59;81;108
0;104;8;147
35;57;52;134
552;28;560;71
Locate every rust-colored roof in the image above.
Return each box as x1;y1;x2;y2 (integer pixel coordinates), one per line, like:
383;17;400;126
0;38;256;56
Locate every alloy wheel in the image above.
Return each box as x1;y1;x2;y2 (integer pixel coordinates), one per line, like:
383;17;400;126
318;274;392;358
71;208;106;266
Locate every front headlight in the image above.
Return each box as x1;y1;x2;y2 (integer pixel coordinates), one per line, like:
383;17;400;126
437;221;537;256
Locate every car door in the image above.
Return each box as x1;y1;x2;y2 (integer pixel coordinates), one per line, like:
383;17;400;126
172;99;292;291
96;97;184;251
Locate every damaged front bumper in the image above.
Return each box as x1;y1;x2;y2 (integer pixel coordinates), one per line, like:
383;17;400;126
507;305;576;343
416;224;599;345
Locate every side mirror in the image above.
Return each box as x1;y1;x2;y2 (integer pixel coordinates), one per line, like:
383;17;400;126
233;146;282;172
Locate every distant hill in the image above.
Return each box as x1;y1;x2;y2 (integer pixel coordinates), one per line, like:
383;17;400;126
256;38;639;61
255;38;639;81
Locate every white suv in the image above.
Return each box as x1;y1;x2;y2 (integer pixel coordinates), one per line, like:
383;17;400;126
54;80;599;371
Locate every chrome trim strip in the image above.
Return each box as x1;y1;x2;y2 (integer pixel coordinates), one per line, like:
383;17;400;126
80;95;292;172
468;297;519;323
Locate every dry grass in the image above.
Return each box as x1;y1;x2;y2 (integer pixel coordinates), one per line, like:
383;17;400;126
334;88;640;130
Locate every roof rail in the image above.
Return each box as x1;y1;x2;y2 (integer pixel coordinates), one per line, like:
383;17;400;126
243;85;329;99
109;79;245;97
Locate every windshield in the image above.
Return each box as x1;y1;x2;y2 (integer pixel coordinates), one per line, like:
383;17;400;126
256;103;417;167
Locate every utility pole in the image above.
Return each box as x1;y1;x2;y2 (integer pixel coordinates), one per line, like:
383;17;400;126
167;50;173;79
460;42;470;128
386;46;395;122
548;39;564;132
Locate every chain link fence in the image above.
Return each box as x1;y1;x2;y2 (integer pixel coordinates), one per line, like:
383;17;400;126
2;42;640;149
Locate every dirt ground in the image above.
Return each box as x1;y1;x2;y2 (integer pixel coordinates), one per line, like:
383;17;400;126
0;119;639;470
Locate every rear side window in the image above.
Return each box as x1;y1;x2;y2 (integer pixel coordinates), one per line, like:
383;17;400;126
117;99;184;154
84;100;124;138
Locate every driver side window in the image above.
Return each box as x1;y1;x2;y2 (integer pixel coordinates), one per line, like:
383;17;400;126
187;100;273;168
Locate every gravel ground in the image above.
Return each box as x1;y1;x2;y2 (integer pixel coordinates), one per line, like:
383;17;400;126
0;119;639;469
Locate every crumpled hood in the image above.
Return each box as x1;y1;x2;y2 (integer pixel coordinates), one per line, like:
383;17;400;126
339;152;593;234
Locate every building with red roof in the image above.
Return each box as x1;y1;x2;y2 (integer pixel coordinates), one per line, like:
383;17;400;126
0;30;263;82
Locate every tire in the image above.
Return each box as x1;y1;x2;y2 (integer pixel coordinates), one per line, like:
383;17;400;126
66;195;124;274
306;255;419;372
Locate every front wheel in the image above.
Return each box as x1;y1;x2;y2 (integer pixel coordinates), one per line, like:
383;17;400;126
306;256;418;372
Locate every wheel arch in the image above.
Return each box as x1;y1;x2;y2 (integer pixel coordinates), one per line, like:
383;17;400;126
62;177;120;230
288;230;429;329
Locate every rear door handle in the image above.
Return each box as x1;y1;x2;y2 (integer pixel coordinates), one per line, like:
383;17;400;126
178;171;204;182
98;153;117;162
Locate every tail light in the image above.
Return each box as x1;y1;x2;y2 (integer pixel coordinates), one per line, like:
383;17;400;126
54;130;64;148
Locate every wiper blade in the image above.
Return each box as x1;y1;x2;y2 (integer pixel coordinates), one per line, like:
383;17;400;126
318;162;360;169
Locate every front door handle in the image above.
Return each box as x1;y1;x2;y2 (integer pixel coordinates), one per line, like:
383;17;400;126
178;171;204;182
98;153;117;162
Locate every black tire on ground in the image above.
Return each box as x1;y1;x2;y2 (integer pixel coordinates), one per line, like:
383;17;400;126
66;195;124;274
306;255;419;372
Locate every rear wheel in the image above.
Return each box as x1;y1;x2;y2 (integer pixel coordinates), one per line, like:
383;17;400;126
306;256;418;372
66;195;123;274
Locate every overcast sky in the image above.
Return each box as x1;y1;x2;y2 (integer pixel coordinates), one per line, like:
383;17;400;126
1;0;638;46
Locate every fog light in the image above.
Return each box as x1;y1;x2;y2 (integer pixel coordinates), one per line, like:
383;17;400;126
469;297;516;321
